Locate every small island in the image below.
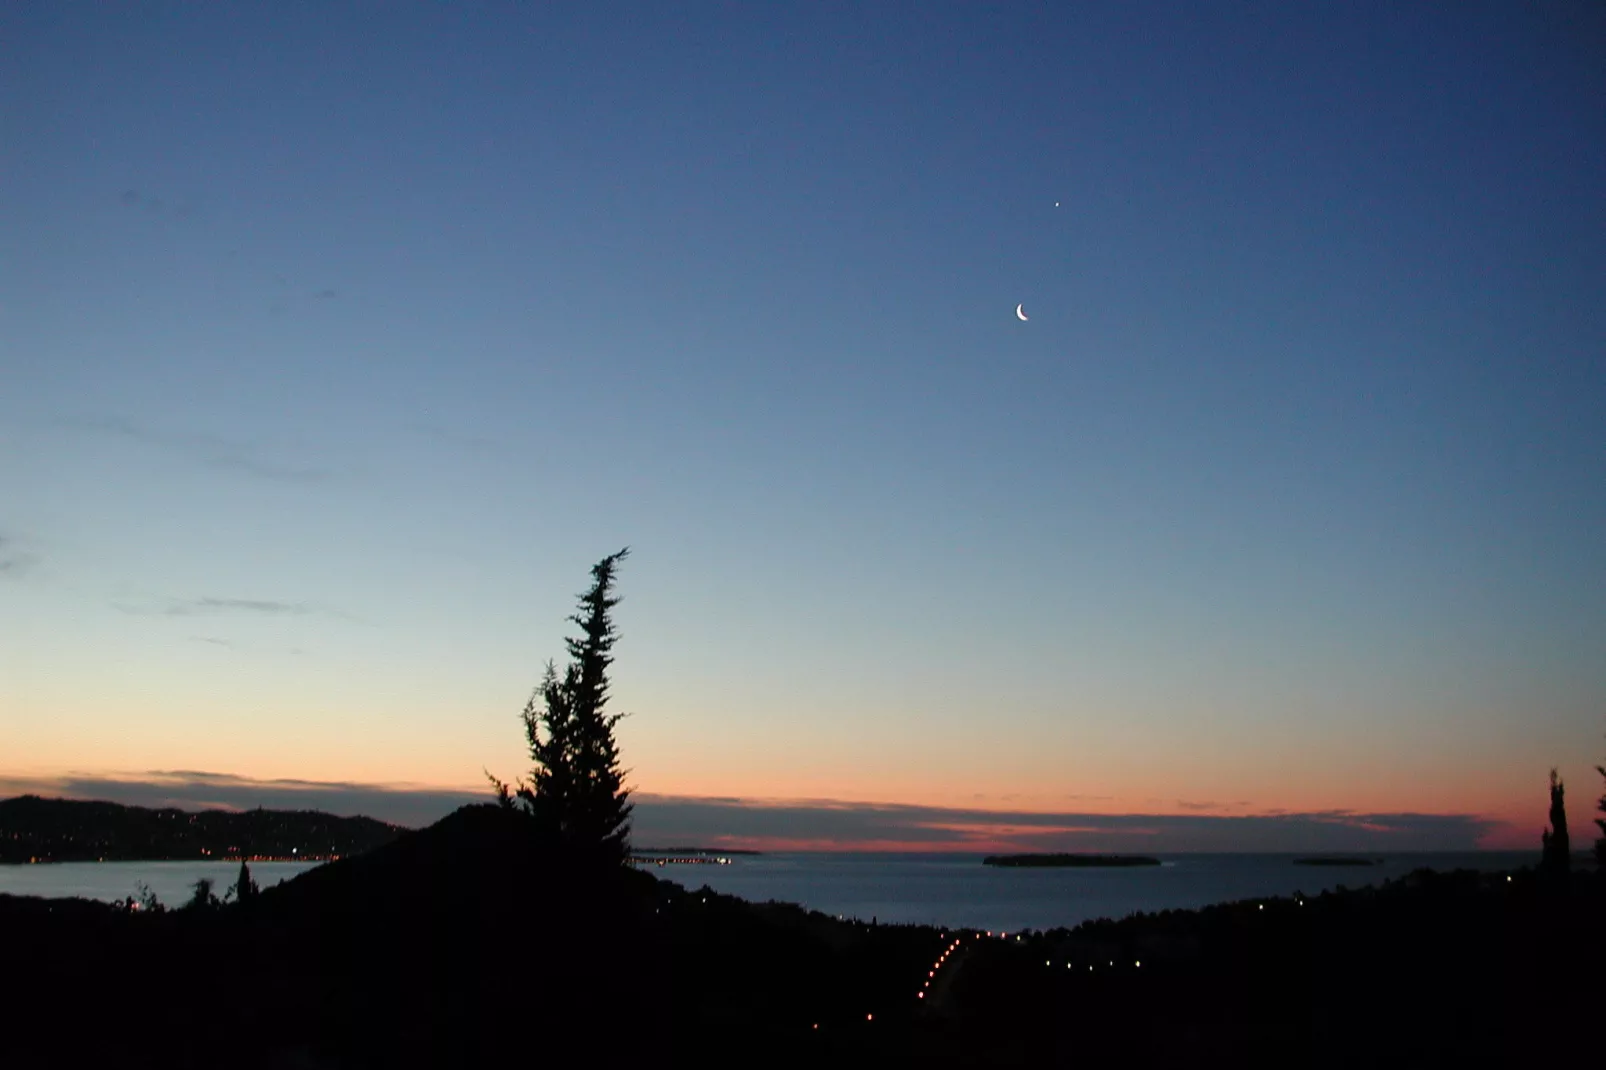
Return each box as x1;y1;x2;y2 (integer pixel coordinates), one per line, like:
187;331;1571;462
983;853;1161;868
1294;856;1379;867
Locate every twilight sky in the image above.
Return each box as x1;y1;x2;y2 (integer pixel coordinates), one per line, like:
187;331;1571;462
3;3;1603;850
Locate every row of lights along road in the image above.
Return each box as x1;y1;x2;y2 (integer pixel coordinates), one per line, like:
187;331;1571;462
819;894;1425;1034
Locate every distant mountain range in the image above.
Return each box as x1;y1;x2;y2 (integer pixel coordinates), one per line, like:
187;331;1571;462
0;795;405;863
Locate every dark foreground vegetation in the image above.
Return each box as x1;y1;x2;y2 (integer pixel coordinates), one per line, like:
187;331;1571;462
984;853;1161;867
0;795;403;863
3;803;1601;1069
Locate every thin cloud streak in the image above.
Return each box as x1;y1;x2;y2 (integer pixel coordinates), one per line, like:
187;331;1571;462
404;422;506;456
112;596;355;621
64;415;330;483
168;598;316;617
0;534;38;577
0;773;1506;852
118;188;199;220
0;554;37;576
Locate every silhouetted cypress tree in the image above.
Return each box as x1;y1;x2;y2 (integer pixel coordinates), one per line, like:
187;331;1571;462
1540;768;1569;875
494;549;634;863
232;859;258;905
518;661;575;824
1595;752;1605;869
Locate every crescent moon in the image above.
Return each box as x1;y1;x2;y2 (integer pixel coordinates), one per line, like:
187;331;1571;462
1015;304;1028;322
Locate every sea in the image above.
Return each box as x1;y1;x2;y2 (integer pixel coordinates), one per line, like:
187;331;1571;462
0;851;1538;931
0;860;322;909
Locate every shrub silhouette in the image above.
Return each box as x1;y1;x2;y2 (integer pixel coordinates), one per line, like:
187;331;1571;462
127;880;165;913
185;877;219;911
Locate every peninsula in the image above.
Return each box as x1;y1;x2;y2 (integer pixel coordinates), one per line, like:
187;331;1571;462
0;796;403;863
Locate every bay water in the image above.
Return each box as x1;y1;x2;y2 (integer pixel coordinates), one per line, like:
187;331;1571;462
1;851;1534;931
653;851;1535;931
0;860;320;909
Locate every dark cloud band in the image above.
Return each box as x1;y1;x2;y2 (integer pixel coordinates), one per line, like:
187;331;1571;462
0;772;1500;852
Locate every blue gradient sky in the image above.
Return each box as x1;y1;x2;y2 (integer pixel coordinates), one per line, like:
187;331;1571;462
4;3;1603;848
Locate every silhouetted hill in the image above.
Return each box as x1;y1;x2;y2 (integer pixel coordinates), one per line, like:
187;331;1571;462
0;795;403;862
256;801;659;914
237;804;670;1064
245;806;942;1058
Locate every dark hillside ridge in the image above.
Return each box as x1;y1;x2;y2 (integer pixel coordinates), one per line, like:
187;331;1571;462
0;794;403;862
